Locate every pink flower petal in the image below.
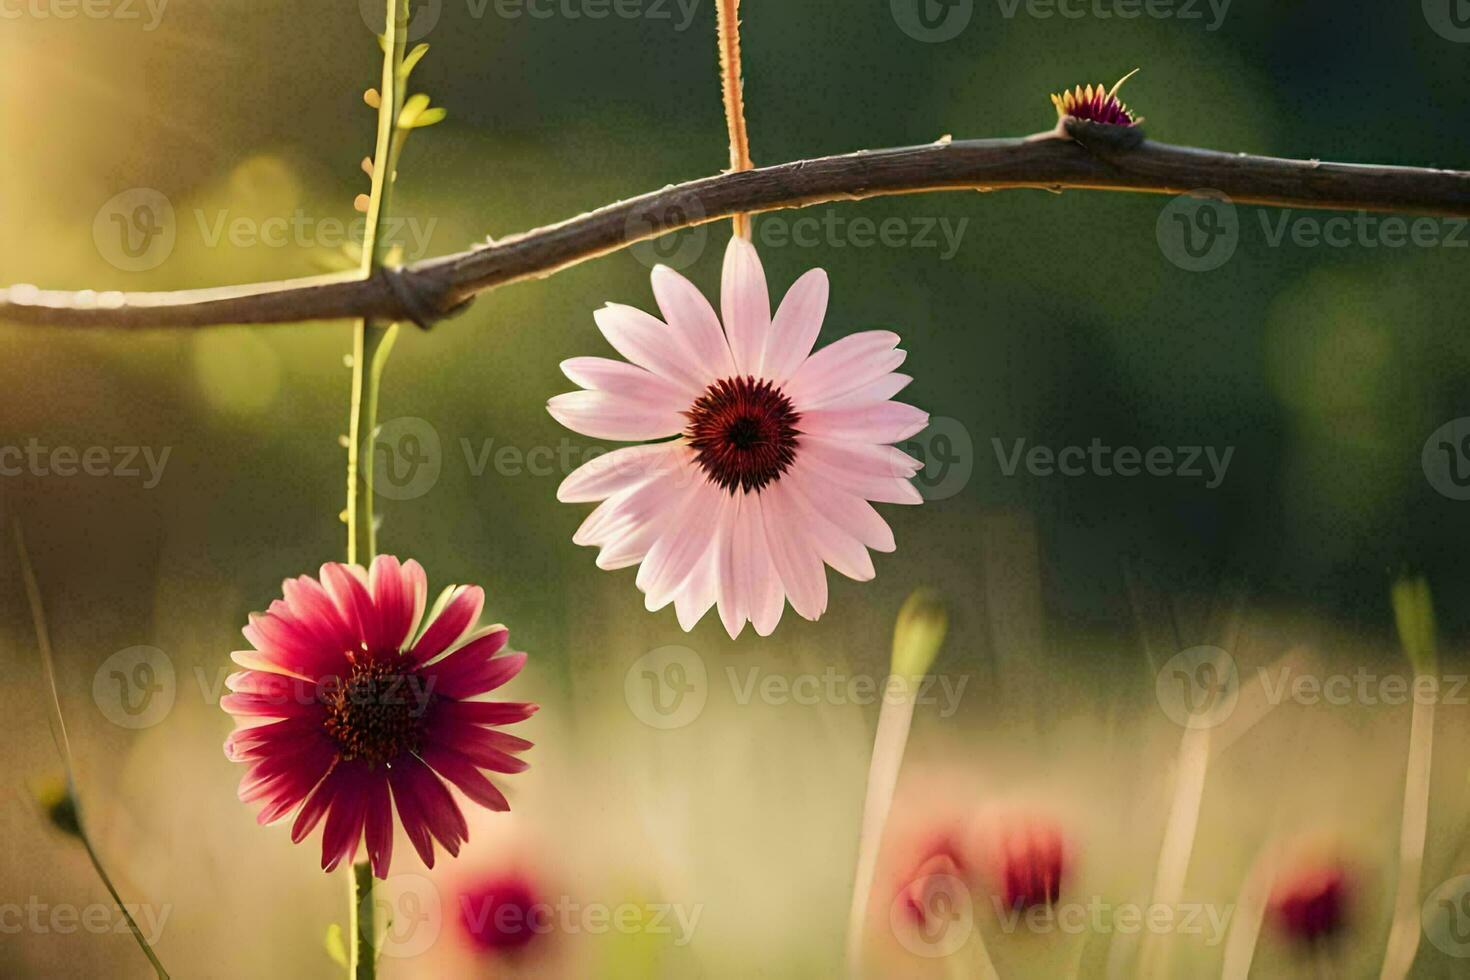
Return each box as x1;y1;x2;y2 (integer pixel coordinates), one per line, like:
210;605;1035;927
559;356;693;414
717;237;771;375
762;268;829;384
547;389;686;441
557;443;683;504
420;744;512;812
434;700;539;727
411;585;484;663
759;483;828;621
593;303;708;394
802;372;914;412
636;481;722;612
784;472;876;581
784;330;904;407
321;562;380;653
320;767;371;872
652;264;738;380
363;776;394;879
799;400;930;445
390;755;469;866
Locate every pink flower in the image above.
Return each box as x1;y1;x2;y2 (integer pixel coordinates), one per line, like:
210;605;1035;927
894;835;970;928
1268;861;1352;944
221;556;537;878
457;871;546;953
976;813;1068;910
549;237;928;637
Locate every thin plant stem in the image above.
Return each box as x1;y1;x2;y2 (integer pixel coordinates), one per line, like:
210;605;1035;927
346;1;413;975
715;0;753;238
1379;693;1434;980
11;522;170;979
844;676;915;978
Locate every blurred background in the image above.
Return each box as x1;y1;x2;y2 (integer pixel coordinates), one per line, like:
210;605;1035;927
3;0;1470;976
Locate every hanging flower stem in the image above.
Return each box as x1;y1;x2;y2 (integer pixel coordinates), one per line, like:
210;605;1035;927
715;0;753;238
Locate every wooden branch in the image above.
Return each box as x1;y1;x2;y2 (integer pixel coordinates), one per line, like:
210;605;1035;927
4;127;1468;330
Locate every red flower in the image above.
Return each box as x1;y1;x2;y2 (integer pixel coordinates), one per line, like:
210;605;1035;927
221;556;537;877
1269;862;1352;943
978;814;1067;910
458;872;545;953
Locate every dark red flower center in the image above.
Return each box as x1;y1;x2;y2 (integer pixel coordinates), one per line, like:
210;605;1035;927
684;376;801;494
320;655;431;764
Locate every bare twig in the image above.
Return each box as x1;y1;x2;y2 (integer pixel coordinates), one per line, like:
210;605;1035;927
3;128;1468;331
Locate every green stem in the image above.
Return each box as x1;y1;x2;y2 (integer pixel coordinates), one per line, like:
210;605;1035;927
352;861;378;980
346;3;411;976
12;522;170;979
346;0;410;566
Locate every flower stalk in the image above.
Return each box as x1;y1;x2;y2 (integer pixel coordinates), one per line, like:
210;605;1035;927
715;0;753;238
12;522;170;979
346;1;413;974
1379;575;1437;980
844;590;948;976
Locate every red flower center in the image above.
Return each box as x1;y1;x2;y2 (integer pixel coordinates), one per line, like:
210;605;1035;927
320;655;431;764
684;376;801;494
